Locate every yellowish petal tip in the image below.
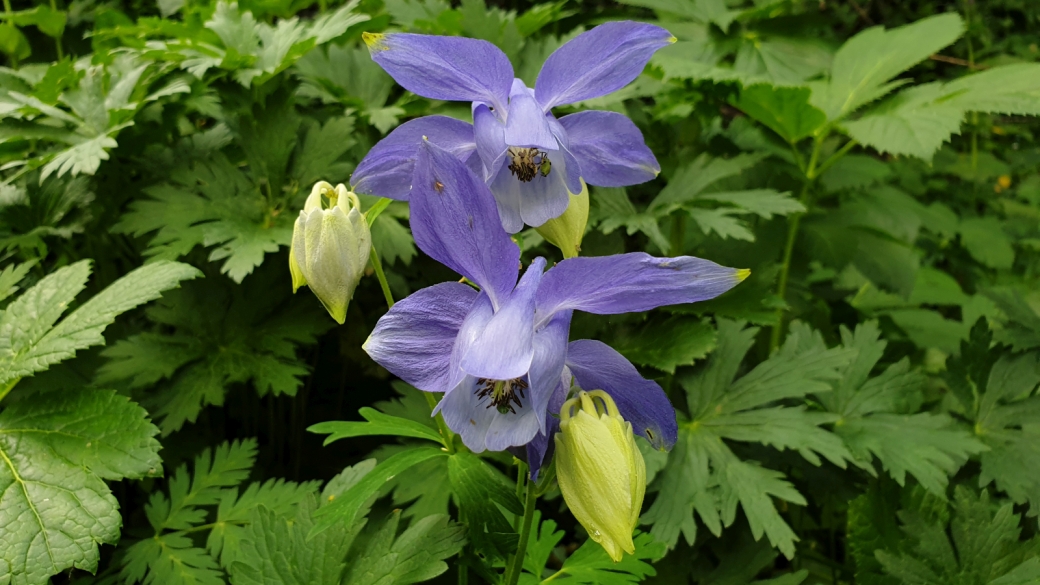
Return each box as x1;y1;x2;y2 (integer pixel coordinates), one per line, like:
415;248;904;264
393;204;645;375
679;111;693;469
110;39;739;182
668;36;677;44
735;268;751;282
362;32;386;50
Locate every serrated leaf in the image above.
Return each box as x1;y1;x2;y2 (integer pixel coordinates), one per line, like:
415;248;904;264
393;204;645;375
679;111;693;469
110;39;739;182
447;450;521;560
732;84;826;143
98;270;330;435
0;260;35;303
959;217;1014;270
114;154;291;283
310;447;447;538
120;534;225;585
308;407;445;445
875;486;1040;585
614;316;716;374
539;532;664;584
0;389;161;585
810;13;964;121
983;288;1040;351
844;83;964;160
343;510;465;585
228;496;359;585
816;321;985;494
593;187;670;252
644;319;854;558
208;477;320;566
649;153;767;214
0;260;199;386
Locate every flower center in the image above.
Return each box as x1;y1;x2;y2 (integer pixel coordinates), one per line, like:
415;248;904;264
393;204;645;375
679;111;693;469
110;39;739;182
507;147;551;183
475;377;528;414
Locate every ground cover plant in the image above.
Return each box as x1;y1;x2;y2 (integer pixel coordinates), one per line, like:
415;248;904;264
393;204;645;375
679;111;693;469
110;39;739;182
1;0;1040;583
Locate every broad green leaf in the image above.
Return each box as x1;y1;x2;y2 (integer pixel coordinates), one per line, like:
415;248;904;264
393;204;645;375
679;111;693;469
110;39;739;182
310;447;448;538
940;63;1040;116
810;13;964;121
843;84;964;160
342;511;465;585
885;309;970;354
308;407;445;446
842;63;1040;160
732;85;826;143
0;389;161;585
959;217;1014;270
819;154;892;192
0;260;199;386
614;316;716;374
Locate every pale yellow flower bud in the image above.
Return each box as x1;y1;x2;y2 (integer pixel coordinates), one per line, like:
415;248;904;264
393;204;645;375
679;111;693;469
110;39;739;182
555;390;647;562
290;181;371;324
535;181;588;259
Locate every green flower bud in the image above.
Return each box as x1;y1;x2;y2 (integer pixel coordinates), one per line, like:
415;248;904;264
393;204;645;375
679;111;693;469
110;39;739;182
535;181;588;259
290;181;371;324
555;390;647;562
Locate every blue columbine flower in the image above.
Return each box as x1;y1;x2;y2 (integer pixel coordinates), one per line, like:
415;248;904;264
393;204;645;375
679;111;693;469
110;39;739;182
362;141;747;476
351;21;673;233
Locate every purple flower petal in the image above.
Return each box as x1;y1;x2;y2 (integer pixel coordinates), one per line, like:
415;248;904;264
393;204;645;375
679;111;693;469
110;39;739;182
352;115;477;200
461;258;546;380
535;21;675;110
447;291;495;391
363;282;478;392
527;308;573;432
547;114;584;194
438;375;499;452
505;87;557;151
560;110;660;187
411;140;521;307
536;253;745;321
566;339;677;449
364;32;513;111
473;104;508;181
526;378;567;480
439;372;542;452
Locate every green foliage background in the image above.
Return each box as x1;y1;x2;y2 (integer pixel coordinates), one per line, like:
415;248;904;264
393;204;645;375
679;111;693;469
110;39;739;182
1;0;1040;583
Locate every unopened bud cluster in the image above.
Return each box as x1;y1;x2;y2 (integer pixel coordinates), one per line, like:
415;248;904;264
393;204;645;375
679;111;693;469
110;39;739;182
555;390;646;562
290;182;371;324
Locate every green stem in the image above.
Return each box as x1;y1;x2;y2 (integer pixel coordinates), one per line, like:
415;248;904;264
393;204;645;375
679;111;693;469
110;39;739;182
423;392;456;454
669;213;685;256
769;135;826;351
368;246;395;309
504;478;538;585
813;139;857;180
365;197;392;227
0;377;19;404
1;0;17;68
513;461;528;531
49;0;63;60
